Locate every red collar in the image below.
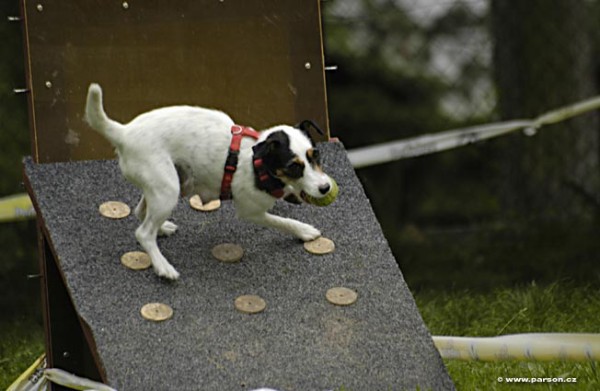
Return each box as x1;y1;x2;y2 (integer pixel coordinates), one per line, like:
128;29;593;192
220;125;285;200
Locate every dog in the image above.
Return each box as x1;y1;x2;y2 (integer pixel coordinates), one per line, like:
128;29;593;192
85;84;334;280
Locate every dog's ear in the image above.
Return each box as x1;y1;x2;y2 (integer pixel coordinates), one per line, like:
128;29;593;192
295;120;325;143
265;131;287;153
252;132;286;158
252;130;294;170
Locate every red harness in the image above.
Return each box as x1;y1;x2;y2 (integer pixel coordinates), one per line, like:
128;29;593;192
220;125;285;200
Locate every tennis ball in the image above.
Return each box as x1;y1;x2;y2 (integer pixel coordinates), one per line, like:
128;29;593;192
302;177;338;206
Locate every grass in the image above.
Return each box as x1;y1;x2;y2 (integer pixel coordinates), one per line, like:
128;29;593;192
0;318;44;390
0;221;43;390
395;221;600;291
417;282;600;390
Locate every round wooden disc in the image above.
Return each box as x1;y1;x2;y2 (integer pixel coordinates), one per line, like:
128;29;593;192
189;195;221;212
140;302;173;321
211;243;244;263
120;251;151;270
234;295;266;314
326;287;358;306
303;237;335;255
99;201;130;219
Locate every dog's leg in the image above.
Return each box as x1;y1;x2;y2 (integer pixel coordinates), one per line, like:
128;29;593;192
243;212;321;242
159;220;178;237
134;195;177;237
134;178;180;280
134;196;146;220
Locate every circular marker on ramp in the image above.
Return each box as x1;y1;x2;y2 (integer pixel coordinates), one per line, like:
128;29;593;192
303;237;335;255
326;287;358;306
141;303;173;322
99;201;130;219
189;195;221;212
212;243;244;263
234;295;266;314
121;251;151;270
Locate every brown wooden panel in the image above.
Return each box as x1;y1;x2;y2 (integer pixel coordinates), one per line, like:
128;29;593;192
22;0;328;162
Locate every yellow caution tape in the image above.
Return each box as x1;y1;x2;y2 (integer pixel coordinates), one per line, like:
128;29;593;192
6;354;46;391
0;193;35;223
7;353;117;391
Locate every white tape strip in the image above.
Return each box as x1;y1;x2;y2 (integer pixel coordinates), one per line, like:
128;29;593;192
347;95;600;168
44;368;116;391
348;120;532;168
433;333;600;361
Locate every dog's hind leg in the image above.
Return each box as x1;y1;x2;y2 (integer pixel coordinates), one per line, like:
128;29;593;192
159;221;178;236
135;177;180;280
134;195;178;237
134;196;146;220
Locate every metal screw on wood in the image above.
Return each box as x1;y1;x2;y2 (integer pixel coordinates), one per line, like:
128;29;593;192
36;4;43;12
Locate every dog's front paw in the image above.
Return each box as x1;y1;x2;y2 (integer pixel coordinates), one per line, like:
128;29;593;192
154;263;180;280
154;265;179;281
297;225;321;242
159;221;178;236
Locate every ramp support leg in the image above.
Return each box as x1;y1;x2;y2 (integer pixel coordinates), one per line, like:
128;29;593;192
38;228;104;389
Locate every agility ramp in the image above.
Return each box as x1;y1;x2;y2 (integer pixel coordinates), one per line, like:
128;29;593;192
24;141;454;390
20;0;453;388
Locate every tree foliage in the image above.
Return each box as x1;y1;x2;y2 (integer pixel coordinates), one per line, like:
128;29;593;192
324;0;498;230
491;0;600;221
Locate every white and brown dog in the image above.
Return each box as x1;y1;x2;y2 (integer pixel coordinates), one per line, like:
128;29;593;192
85;84;333;280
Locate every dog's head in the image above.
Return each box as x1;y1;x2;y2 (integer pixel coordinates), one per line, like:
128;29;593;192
252;126;334;202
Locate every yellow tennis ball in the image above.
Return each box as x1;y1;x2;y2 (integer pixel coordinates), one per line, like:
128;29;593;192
302;177;338;206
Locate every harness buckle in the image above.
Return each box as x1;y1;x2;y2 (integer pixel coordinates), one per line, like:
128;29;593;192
231;125;243;135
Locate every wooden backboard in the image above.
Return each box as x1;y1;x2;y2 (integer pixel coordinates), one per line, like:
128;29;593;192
22;0;329;163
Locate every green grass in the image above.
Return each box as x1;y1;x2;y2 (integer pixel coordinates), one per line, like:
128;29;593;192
416;282;600;390
0;319;44;390
396;221;600;291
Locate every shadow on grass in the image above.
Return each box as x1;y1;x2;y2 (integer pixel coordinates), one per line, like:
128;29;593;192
0;220;42;389
393;220;600;292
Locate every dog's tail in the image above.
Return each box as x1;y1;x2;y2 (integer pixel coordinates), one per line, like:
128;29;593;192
85;83;125;146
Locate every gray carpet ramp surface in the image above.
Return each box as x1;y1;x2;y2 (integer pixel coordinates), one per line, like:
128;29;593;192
25;142;454;390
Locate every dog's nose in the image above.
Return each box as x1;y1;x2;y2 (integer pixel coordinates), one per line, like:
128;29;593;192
318;183;331;195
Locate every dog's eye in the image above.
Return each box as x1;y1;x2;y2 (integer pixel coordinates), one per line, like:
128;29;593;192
285;161;304;179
